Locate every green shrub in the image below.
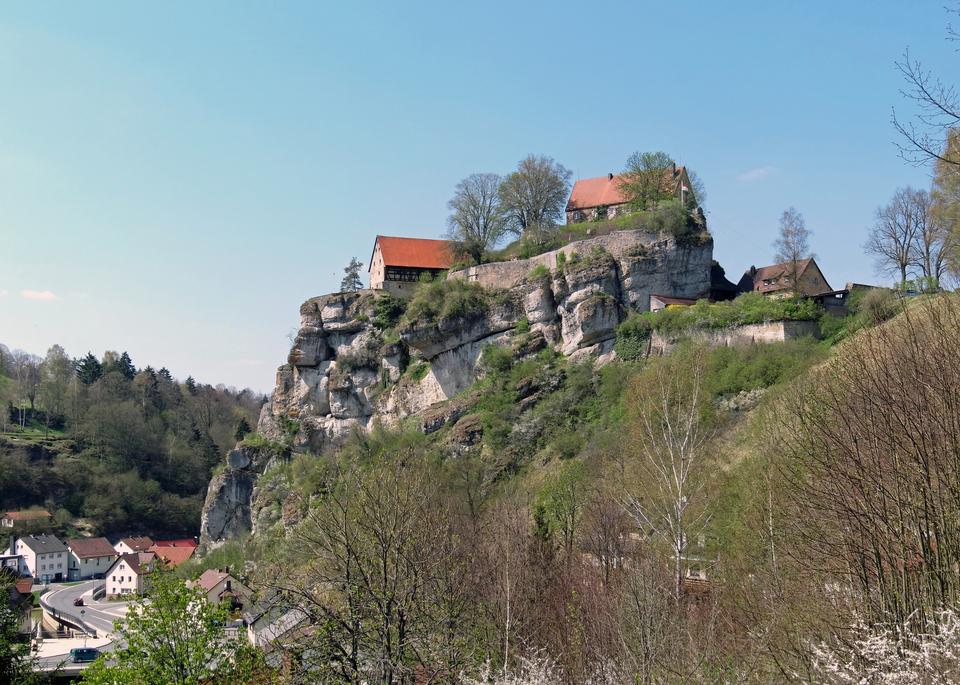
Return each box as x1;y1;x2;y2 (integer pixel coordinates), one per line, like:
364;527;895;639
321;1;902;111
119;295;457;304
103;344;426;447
615;313;653;360
528;263;550;280
515;317;530;334
373;295;406;329
642;292;821;332
480;344;514;375
402;279;491;327
707;339;825;395
406;361;430;382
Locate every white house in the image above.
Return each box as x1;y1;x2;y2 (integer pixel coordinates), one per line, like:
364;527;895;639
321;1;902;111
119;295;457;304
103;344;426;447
66;537;117;581
14;534;68;583
114;536;153;556
105;552;155;597
192;569;252;609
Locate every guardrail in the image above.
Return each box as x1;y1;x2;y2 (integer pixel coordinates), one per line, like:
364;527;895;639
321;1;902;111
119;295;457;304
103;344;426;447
38;589;98;638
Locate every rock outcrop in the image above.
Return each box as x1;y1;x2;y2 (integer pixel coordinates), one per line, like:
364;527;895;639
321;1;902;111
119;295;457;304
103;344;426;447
199;228;713;547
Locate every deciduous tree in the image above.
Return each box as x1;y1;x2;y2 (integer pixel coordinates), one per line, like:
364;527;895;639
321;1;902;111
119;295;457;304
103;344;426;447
447;173;508;264
498;155;572;243
865;187;924;289
618;151;676;211
772;207;812;295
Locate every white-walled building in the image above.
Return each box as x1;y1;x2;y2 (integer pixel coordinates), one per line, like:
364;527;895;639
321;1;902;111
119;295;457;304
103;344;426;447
105;552;155;597
114;536;153;556
66;537;117;580
14;534;68;583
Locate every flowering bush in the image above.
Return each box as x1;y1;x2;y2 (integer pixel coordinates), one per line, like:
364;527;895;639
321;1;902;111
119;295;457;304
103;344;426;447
809;608;960;684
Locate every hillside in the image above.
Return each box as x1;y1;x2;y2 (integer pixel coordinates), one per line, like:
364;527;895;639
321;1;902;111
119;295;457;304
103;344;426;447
190;227;940;681
0;346;263;537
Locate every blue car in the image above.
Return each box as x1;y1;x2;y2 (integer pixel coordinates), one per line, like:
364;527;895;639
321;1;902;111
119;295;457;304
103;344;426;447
70;647;100;663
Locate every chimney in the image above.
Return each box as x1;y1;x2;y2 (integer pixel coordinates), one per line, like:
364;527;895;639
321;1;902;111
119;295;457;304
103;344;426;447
607;172;613;181
7;535;14;556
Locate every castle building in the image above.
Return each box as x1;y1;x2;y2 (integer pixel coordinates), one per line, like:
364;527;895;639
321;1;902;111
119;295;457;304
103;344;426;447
368;235;453;295
565;165;694;223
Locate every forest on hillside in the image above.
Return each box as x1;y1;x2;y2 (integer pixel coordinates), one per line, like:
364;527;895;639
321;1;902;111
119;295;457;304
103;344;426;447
0;345;263;535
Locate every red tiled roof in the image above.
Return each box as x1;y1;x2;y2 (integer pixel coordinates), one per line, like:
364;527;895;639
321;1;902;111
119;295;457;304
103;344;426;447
118;536;153;552
196;569;229;592
67;537;117;559
3;510;51;521
151;545;195;567
152;539;198;549
566;167;686;212
370;236;453;271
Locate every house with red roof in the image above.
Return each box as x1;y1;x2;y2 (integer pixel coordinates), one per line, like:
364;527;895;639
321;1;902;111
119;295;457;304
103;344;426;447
114;536;154;555
149;541;196;568
1;509;51;528
738;258;832;298
368;235;454;295
566;165;694;224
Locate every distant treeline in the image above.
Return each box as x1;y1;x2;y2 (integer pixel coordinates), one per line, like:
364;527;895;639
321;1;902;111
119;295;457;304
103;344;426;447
0;344;263;535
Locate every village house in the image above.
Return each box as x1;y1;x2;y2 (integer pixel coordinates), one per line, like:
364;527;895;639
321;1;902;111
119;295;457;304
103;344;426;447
368;235;453;295
13;534;68;583
737;258;832;298
565;164;694;224
192;568;252;610
2;569;34;635
114;536;154;555
66;537;117;580
149;539;197;568
105;551;156;597
1;509;51;528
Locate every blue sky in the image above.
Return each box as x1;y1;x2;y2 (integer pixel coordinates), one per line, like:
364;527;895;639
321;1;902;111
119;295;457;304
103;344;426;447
0;1;954;391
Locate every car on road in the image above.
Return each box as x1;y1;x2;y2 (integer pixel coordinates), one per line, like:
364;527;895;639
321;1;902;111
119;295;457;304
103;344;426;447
73;597;84;606
70;647;100;663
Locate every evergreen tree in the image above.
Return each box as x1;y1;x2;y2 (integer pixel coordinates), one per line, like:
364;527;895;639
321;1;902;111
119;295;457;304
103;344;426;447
340;257;364;292
117;351;137;380
157;367;173;382
75;352;103;385
184;376;197;394
234;416;252;441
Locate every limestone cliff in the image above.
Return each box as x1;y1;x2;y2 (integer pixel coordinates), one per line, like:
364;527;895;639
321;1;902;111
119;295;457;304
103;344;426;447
199;229;713;546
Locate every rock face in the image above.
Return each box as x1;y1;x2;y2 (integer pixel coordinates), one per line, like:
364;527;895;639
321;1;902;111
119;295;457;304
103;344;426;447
199;228;713;547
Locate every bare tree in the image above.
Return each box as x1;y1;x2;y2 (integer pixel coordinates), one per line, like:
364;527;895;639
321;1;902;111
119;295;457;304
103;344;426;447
11;350;40;429
623;350;711;603
772;207;813;295
447;173;508;264
891;2;960;170
865;186;924;289
498;155;572;243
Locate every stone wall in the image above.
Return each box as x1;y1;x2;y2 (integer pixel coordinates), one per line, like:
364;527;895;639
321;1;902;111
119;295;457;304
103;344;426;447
650;319;821;355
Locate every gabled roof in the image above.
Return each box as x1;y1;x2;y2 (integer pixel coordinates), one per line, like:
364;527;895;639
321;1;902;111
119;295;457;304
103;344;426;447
107;551;155;577
369;235;453;271
18;534;67;555
117;536;154;552
66;537;117;559
151;539;198;549
741;258;824;294
566;167;687;212
3;510;51;521
151;545;195;567
196;569;229;592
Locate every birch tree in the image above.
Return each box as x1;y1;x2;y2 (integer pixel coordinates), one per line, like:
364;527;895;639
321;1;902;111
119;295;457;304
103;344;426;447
623;350;711;603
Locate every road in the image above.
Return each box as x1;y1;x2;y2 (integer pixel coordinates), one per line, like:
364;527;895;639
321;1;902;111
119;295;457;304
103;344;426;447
35;580;131;672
